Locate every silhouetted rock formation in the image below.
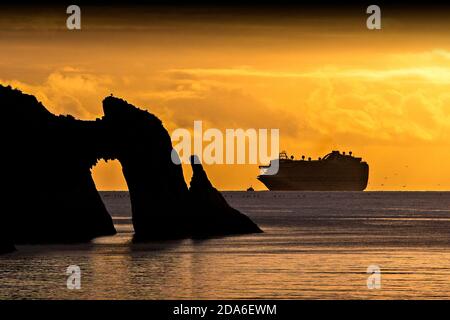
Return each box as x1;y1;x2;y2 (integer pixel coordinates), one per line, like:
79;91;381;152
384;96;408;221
100;96;192;240
100;97;262;240
189;156;263;237
0;209;15;253
0;244;15;254
0;245;15;254
1;85;116;245
0;234;15;254
0;85;261;251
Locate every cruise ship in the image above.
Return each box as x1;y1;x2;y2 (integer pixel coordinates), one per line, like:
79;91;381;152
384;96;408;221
257;151;369;191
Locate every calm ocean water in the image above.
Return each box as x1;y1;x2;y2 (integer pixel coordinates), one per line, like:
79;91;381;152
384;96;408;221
1;191;450;299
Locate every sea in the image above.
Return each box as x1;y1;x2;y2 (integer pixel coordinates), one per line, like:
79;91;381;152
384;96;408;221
1;191;450;299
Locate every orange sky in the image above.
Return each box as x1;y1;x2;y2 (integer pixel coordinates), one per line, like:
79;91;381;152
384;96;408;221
1;5;450;190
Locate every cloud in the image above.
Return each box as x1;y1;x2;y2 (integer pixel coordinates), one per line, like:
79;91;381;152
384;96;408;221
2;55;450;151
300;79;446;144
0;68;113;119
168;64;450;84
164;58;450;147
129;75;300;138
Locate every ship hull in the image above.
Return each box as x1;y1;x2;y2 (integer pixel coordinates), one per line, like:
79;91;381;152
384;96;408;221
258;161;369;191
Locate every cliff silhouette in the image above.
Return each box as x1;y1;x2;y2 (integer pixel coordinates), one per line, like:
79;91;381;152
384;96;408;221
0;85;261;252
188;155;262;238
0;232;15;254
